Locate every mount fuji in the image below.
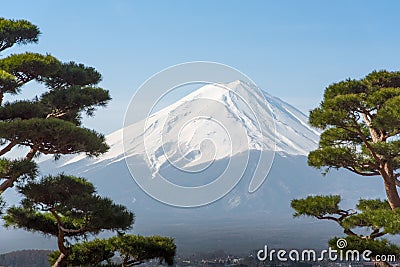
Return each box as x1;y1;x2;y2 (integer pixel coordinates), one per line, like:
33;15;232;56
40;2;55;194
2;81;386;255
56;80;319;168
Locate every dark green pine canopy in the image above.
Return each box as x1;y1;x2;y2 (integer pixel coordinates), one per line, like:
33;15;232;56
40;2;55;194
0;118;108;156
0;17;111;197
0;53;60;85
0;18;40;52
48;235;177;266
41;61;102;89
4;175;134;251
292;71;400;266
0;17;176;267
292;195;400;258
308;70;400;209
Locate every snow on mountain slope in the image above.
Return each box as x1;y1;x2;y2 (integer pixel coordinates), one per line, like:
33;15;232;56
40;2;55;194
27;81;387;253
57;80;319;170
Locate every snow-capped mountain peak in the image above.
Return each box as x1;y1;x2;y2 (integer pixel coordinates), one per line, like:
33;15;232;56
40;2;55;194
58;80;319;170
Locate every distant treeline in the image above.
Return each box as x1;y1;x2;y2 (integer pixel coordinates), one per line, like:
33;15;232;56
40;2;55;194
0;250;51;267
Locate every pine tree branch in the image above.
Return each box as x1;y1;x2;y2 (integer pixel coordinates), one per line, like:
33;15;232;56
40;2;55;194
59;225;86;234
0;43;13;52
343;166;380;176
315;208;388;240
50;209;70;257
344;228;359;237
316;215;340;221
0;178;14;193
0;140;17;157
314;209;376;240
25;148;37;160
46;111;69;119
337;125;359;135
387;129;400;139
369;229;387;240
124;258;144;266
56;211;89;234
352;118;382;165
362;160;381;171
0;147;36;194
362;112;383;140
58;215;90;235
395;177;400;187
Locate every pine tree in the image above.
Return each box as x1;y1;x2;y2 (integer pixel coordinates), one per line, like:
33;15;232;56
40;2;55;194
4;174;135;266
48;235;176;266
0;18;110;209
292;196;399;266
307;70;400;209
0;18;177;267
292;70;400;266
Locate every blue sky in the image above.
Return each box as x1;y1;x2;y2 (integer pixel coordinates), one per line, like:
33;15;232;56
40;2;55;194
2;1;400;134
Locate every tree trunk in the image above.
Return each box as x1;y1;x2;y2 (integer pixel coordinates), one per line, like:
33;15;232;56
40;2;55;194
383;176;400;210
381;162;400;210
52;220;69;267
366;125;400;209
52;253;68;267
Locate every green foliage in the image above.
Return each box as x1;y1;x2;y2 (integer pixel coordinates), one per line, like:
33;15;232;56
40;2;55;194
67;238;114;265
308;70;400;180
0;17;175;267
0;158;37;181
0;118;109;156
0;85;111;123
41;86;111;118
0;196;4;215
42;61;102;89
292;195;400;260
110;235;176;266
292;195;341;218
48;235;176;266
0;69;18;93
0;17;111;196
364;70;400;89
48;238;114;266
374;96;400;133
342;208;400;235
0;100;47;120
0;18;40;52
357;199;391;212
4;174;176;266
0;53;60;86
0;159;37;204
293;70;400;264
4;175;134;238
4;207;59;236
19;174;95;207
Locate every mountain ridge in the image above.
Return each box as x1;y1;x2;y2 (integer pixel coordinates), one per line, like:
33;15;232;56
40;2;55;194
2;80;387;254
50;80;320;171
